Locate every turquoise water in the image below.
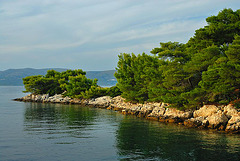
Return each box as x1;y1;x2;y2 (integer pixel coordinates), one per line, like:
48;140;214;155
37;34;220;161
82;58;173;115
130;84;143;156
0;86;240;161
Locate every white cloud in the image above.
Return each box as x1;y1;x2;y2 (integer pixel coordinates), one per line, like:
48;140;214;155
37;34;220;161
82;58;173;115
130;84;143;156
0;0;239;70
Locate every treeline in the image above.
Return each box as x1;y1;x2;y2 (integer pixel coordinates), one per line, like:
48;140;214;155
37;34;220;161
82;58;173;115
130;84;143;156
23;8;240;110
115;8;240;109
23;69;121;99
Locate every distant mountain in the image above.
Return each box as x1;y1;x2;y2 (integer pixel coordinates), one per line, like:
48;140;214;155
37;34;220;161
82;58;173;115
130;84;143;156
0;68;117;87
86;70;117;87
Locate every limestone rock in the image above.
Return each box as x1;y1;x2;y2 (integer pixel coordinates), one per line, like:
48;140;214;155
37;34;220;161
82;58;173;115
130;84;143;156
110;96;126;108
193;105;219;118
141;104;154;113
164;108;179;118
150;106;166;117
88;96;112;107
164;108;193;120
227;114;240;125
206;111;228;128
224;104;239;119
184;116;208;128
226;122;240;132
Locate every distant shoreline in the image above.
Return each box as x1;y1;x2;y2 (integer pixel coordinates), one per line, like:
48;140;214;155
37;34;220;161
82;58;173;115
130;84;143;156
0;68;117;86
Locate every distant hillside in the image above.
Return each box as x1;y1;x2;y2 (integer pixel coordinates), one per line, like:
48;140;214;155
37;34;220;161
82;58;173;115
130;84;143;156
86;70;117;87
0;68;117;87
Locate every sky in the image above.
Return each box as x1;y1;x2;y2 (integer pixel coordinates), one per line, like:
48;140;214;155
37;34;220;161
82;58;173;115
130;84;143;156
0;0;240;71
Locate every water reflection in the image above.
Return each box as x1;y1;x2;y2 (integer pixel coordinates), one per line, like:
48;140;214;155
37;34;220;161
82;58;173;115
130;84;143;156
116;116;240;161
24;102;97;142
23;102;240;161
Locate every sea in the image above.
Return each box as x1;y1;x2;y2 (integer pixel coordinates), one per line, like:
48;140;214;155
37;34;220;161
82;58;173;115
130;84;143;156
0;86;240;161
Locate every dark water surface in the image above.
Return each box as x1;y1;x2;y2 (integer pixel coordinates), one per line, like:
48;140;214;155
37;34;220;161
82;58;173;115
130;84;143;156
0;86;240;161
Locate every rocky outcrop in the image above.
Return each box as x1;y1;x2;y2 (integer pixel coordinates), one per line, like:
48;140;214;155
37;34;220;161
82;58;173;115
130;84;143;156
193;105;219;118
14;94;240;134
14;94;80;104
225;113;240;133
88;96;112;108
184;104;240;132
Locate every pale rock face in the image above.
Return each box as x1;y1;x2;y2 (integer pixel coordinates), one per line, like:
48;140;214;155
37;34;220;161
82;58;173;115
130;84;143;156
88;96;112;106
184;116;207;127
179;111;193;119
190;116;206;122
164;108;178;118
130;105;141;111
193;105;219;118
227;114;240;125
112;96;125;104
164;108;193;119
150;106;166;117
224;104;239;119
206;111;228;127
110;96;126;108
141;104;154;113
31;94;35;100
41;94;49;101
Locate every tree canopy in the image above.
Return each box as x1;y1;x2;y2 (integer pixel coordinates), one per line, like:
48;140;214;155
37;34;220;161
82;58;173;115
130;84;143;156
115;8;240;109
22;8;240;109
23;69;121;99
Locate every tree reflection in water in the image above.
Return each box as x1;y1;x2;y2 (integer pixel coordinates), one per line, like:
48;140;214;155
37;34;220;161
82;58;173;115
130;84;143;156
24;102;97;140
116;115;240;161
23;103;240;160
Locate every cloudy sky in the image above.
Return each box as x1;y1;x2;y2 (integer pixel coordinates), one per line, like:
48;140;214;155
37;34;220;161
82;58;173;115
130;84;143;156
0;0;239;71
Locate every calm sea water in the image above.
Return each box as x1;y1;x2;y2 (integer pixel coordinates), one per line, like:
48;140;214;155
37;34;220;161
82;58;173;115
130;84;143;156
0;86;240;161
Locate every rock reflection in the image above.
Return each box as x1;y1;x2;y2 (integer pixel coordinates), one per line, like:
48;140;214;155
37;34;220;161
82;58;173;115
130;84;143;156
116;116;240;161
23;102;240;160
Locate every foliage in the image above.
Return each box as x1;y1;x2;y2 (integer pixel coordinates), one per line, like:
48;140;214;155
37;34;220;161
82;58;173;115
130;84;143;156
115;8;240;109
65;75;97;98
23;75;62;95
23;69;121;99
115;53;161;103
81;86;108;99
106;86;122;97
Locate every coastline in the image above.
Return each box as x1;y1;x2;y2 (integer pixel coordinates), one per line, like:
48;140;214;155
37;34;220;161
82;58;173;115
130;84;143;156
14;93;240;134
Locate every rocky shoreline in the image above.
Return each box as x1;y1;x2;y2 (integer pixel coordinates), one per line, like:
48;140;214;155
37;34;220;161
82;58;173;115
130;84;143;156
14;94;240;134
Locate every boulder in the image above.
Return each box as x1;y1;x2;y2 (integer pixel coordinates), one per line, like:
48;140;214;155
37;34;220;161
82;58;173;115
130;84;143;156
184;116;208;128
206;111;228;128
131;105;142;111
225;122;240;132
41;94;49;101
164;108;179;118
149;106;166;117
224;104;239;119
193;105;219;118
141;104;154;113
34;95;42;102
227;114;240;125
88;96;112;107
110;96;126;108
164;108;193;120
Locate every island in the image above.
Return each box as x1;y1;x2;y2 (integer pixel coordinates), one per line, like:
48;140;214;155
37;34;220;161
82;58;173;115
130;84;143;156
15;8;240;134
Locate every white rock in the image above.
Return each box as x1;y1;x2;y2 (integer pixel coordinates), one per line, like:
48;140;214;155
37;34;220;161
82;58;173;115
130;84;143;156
193;105;219;118
88;96;112;106
206;111;228;127
224;104;239;119
227;114;240;125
